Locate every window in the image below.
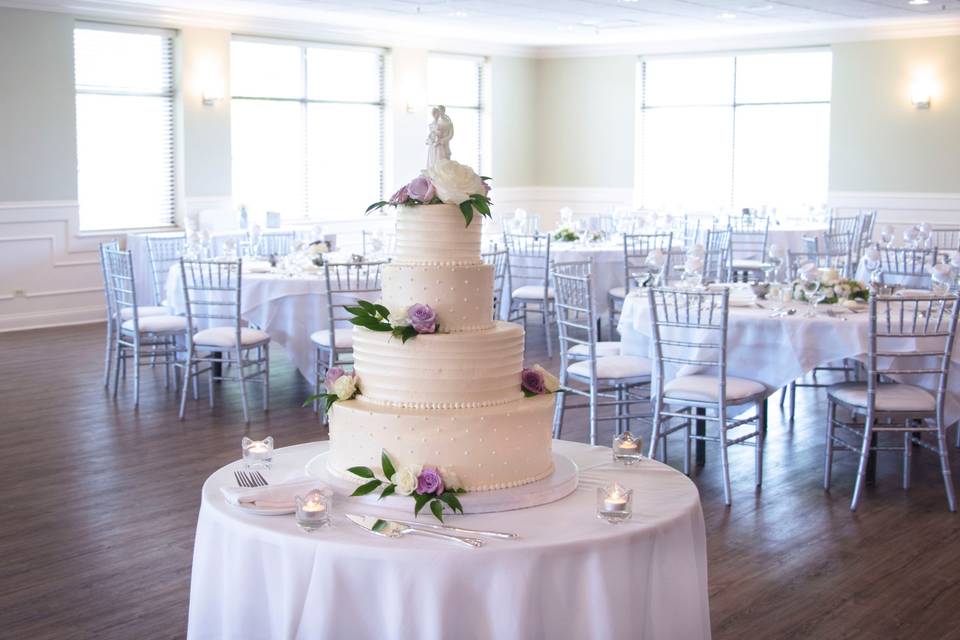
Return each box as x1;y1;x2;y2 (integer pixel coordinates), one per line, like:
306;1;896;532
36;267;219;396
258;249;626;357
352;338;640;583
231;38;384;219
637;50;831;212
428;54;485;172
74;24;176;230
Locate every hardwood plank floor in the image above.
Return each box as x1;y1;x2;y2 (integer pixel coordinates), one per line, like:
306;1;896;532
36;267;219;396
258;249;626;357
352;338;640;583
2;323;960;639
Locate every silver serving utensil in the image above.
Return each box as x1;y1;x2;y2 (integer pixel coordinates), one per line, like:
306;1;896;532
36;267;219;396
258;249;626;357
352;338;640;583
381;517;519;540
345;514;483;548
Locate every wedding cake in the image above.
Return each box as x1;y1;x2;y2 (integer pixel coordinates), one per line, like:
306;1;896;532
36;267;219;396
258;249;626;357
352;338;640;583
324;107;556;496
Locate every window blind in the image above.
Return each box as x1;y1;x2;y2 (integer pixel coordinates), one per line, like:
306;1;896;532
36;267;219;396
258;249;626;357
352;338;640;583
428;54;485;173
74;23;176;230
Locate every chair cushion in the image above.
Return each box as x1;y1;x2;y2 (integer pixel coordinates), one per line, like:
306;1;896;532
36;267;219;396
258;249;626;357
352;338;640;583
731;259;769;270
663;374;766;403
310;329;354;349
121;315;187;334
827;382;935;413
192;327;270;348
512;285;554;300
608;286;627;299
567;355;652;380
119;305;170;321
568;341;620;358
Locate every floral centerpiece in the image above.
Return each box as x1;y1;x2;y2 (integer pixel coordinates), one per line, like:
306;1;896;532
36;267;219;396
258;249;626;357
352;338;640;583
366;159;493;227
307;240;330;266
346;300;438;343
791;267;869;304
521;365;560;397
304;367;359;411
348;450;466;522
554;227;579;242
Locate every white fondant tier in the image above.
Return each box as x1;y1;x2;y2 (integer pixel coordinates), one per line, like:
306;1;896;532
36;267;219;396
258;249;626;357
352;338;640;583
327;393;556;492
381;262;494;333
353;322;523;409
393;204;482;265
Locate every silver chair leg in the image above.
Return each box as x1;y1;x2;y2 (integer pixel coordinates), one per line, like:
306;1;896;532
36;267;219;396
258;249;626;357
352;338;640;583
788;381;797;421
179;347;194;420
132;340;141;408
236;346;250;424
263;343;270;411
113;342;123;398
823;400;835;490
936;420;957;512
902;430;912;491
718;409;732;506
648;399;663;459
588;377;598;446
850;413;875;511
552;369;567;439
103;320;114;388
756;400;765;487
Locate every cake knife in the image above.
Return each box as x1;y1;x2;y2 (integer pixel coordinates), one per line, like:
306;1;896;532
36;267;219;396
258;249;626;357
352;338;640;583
345;514;484;548
381;516;520;540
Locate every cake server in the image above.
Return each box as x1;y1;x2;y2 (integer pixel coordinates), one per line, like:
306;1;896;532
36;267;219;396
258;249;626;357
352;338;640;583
381;517;520;540
345;514;484;549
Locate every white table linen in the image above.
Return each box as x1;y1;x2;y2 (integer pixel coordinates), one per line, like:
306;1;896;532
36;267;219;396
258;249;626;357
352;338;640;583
187;440;710;640
617;292;960;424
165;265;338;384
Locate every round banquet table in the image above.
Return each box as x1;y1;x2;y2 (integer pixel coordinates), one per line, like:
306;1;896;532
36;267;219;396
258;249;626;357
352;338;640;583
617;291;960;425
187;440;711;640
165;264;339;385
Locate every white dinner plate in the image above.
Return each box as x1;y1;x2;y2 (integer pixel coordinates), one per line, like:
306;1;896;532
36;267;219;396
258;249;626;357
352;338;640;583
229;501;295;516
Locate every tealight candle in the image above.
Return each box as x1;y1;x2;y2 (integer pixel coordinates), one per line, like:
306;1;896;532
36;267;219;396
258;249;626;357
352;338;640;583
242;436;274;469
296;488;333;532
596;482;633;524
613;432;643;466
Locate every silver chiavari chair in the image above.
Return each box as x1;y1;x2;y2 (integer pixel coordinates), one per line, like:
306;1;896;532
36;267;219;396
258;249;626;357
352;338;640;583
310;261;386;420
481;248;509;321
607;232;673;338
703;227;731;283
824;293;960;511
503;231;554;357
178;258;271;423
804;213;861;254
930;226;960;253
857;210;877;258
553;260;650;445
880;247;938;288
246;231;297;258
98;240;120;388
647;287;766;505
728;217;770;283
104;248;187;406
145;234;186;308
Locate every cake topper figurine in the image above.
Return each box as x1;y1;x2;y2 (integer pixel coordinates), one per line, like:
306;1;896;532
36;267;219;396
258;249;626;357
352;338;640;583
426;105;454;169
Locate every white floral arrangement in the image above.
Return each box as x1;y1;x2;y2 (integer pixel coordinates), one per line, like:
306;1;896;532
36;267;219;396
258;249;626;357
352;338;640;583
791;266;869;304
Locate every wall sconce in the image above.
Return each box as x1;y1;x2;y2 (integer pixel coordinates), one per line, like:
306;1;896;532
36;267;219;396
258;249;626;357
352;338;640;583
202;86;224;107
909;73;936;109
405;97;425;113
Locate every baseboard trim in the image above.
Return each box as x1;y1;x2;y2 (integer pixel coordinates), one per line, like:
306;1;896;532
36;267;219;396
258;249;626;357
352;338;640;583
0;305;105;334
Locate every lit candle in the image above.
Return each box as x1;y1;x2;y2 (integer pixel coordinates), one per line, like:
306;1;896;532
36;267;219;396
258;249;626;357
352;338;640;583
597;482;633;523
296;488;333;532
242;436;274;469
301;500;326;514
613;432;643;465
618;441;638;452
603;488;629;513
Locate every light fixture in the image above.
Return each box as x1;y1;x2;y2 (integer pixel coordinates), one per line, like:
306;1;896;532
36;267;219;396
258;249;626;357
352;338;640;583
202;87;223;106
910;71;937;109
908;0;930;5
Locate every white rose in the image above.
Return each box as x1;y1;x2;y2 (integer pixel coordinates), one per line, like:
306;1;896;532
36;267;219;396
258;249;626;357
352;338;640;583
427;159;486;205
308;242;329;256
386;303;410;327
332;374;357;401
391;466;420;496
439;467;463;491
532;364;560;393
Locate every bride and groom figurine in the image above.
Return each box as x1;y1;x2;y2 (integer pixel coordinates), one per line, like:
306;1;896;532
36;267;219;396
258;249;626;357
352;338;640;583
426;105;454;169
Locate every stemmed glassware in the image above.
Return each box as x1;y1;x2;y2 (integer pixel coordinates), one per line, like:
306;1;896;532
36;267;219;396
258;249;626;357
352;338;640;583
862;247;884;295
880;225;896;248
800;268;822;317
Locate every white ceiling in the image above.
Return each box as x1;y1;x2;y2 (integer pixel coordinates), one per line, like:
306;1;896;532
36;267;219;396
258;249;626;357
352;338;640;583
9;0;960;52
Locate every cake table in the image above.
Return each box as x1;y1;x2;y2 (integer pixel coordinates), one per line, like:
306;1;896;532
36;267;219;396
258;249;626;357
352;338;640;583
186;440;710;640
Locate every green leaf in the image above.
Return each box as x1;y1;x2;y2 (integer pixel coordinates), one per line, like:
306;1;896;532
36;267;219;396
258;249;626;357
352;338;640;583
437;491;464;514
302;394;320;407
523;389;539;398
323;394;339;412
372;518;388;532
398;325;419;343
473;196;490;216
373;303;391;319
347;466;376;479
351;479;383;497
413;492;432;517
365;201;388;214
350;317;392;331
356;299;378;315
344;305;369;317
381;449;397;480
480;176;491;181
459;201;474;227
378;484;396;501
429;499;445;522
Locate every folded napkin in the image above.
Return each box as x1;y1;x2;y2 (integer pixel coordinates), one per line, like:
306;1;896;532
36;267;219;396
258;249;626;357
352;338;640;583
221;477;327;510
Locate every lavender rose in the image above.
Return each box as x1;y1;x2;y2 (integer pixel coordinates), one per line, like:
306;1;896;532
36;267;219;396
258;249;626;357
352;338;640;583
324;367;346;392
408;303;437;334
407;175;436;203
521;367;546;395
416;465;444;495
388;185;410;206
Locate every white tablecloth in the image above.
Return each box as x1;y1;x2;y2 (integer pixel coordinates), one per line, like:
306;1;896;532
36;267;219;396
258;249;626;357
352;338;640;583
617;292;960;424
187;440;710;640
166;266;334;384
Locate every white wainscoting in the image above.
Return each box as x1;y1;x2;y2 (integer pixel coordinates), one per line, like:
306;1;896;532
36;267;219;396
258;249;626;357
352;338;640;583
828;191;960;237
0;200;124;332
490;186;635;231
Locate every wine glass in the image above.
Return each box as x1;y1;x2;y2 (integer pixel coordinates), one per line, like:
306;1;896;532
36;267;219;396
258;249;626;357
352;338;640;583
880;225;895;248
800;269;821;317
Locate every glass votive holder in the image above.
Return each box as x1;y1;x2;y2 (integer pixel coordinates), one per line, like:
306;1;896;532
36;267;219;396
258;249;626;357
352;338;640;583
242;436;274;469
613;431;643;465
597;483;633;524
296;488;333;532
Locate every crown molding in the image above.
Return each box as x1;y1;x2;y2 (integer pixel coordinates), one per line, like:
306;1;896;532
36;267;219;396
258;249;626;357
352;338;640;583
535;16;960;59
0;0;537;58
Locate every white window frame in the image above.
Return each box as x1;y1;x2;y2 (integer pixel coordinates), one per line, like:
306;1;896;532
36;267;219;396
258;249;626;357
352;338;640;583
427;52;488;175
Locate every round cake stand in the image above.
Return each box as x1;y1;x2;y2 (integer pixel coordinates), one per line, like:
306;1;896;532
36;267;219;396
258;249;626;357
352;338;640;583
303;452;579;515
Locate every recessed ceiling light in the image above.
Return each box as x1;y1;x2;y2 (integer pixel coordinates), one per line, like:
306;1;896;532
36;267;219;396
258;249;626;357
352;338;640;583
718;12;737;19
908;0;929;4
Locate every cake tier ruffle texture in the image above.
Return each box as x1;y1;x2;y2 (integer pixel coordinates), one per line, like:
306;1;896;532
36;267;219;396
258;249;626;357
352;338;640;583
380;261;494;333
392;204;482;265
327;394;556;491
353;322;523;409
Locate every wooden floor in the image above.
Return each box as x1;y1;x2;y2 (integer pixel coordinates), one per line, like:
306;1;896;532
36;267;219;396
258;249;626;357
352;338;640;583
2;323;960;639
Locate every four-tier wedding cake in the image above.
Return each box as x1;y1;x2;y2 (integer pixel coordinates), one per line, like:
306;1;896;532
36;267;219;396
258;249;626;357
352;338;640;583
325;107;556;495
